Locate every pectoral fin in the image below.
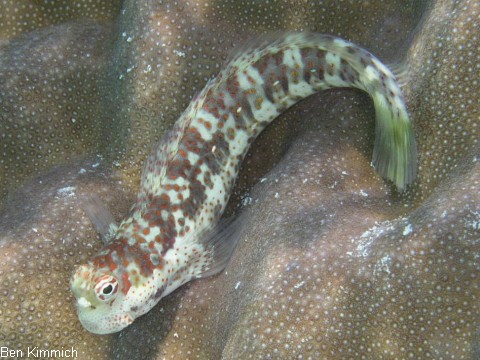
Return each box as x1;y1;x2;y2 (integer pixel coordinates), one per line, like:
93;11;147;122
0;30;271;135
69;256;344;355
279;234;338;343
78;194;118;244
196;212;248;278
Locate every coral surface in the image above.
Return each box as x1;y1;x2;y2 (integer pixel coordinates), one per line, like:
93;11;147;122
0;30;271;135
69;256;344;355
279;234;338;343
0;0;478;359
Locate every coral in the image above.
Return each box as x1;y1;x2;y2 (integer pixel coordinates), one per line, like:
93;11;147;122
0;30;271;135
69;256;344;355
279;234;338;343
0;19;114;203
0;0;478;359
0;0;121;40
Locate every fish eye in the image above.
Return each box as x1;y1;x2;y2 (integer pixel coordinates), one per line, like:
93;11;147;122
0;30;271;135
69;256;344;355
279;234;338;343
94;275;119;301
102;284;113;295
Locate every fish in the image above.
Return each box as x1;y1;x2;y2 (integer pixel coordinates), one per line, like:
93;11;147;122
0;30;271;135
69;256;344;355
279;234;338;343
70;32;417;334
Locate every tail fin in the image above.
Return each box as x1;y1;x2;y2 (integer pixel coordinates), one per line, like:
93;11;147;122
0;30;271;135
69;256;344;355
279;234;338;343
371;92;417;190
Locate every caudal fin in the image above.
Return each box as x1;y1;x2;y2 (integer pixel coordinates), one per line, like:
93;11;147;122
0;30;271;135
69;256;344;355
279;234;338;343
371;92;417;191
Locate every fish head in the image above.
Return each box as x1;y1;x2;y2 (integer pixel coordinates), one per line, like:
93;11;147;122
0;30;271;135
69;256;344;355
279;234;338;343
70;234;167;334
70;263;136;334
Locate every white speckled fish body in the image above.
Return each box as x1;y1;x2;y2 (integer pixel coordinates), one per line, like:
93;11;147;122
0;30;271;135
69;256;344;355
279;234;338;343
70;32;416;334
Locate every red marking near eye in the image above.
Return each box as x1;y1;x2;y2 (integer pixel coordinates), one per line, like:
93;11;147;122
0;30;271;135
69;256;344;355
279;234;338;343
106;255;118;271
122;273;131;294
93;275;104;284
81;270;90;280
93;257;107;269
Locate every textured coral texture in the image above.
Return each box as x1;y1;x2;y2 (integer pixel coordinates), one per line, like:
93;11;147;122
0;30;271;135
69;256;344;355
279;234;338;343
0;0;478;359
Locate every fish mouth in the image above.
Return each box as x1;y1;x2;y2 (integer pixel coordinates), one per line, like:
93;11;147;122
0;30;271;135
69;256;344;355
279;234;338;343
77;308;134;335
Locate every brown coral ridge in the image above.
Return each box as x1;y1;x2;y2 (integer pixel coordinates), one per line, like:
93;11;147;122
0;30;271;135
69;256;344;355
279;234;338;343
0;0;479;359
0;20;116;205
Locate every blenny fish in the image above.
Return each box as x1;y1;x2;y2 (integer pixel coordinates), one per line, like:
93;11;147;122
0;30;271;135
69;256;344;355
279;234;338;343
70;32;417;334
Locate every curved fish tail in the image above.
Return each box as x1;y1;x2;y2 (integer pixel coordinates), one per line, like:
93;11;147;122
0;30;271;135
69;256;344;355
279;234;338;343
213;32;418;190
371;92;417;190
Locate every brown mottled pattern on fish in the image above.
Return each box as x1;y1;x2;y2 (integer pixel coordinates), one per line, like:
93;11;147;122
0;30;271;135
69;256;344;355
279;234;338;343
70;32;416;334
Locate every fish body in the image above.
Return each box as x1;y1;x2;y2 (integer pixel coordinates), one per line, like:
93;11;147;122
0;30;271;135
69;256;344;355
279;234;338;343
70;32;417;334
